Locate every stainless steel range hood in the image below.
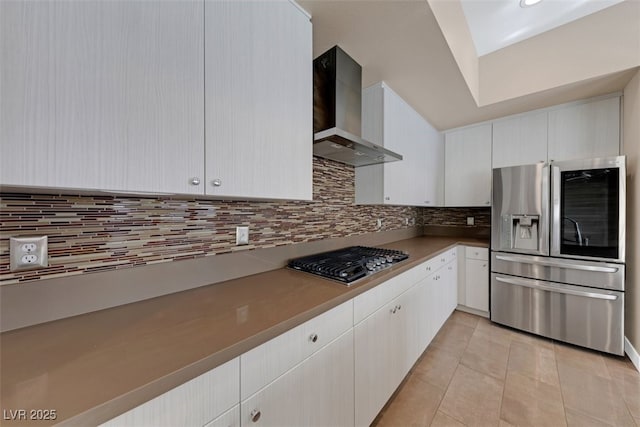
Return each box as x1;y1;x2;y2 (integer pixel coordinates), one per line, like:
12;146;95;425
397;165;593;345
313;46;402;167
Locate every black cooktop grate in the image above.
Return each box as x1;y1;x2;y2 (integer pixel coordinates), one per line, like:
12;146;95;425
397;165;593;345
288;246;409;284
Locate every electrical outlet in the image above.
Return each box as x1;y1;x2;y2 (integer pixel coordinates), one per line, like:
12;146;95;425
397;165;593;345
10;236;48;271
236;226;249;245
376;218;383;230
467;216;475;226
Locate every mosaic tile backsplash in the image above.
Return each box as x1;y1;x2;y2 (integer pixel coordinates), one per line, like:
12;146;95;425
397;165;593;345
0;157;422;285
423;207;491;227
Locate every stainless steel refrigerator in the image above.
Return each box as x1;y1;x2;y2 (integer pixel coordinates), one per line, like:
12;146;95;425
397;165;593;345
491;156;626;355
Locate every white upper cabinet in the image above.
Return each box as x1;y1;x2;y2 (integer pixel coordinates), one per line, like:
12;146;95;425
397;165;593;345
444;124;492;207
492;111;548;168
205;0;312;200
0;0;205;194
356;82;443;207
548;96;620;162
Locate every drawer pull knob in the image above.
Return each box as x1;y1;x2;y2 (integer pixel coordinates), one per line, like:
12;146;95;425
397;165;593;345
212;179;222;187
309;333;318;343
190;177;200;185
397;304;402;310
426;266;431;271
250;409;261;423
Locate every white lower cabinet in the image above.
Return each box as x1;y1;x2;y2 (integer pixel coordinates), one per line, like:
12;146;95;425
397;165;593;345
354;296;402;427
100;358;240;427
240;301;352;401
354;248;458;426
240;329;354;427
459;246;489;315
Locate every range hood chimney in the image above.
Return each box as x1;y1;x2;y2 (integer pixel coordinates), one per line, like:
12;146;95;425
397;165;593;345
313;46;402;167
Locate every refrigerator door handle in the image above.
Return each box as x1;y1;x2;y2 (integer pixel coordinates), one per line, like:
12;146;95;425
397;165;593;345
494;276;618;301
495;254;619;273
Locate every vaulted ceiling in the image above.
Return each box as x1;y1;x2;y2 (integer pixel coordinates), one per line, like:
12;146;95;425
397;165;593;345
297;0;640;130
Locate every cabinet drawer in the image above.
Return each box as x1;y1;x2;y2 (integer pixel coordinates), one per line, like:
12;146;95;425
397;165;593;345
423;248;456;274
241;300;352;400
241;329;354;427
354;269;415;324
466;247;488;261
101;357;239;427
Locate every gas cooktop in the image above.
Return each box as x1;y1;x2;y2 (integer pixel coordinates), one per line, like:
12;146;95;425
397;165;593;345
288;246;409;285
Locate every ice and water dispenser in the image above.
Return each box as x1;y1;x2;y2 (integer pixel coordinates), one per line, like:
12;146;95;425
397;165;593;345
500;214;540;252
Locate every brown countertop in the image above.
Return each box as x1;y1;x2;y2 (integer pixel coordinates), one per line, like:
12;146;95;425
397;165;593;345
0;236;488;426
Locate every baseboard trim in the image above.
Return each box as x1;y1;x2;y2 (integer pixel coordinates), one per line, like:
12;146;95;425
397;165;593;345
625;337;640;373
455;304;489;318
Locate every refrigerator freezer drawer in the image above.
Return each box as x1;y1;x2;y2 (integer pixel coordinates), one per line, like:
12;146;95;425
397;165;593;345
492;252;625;291
491;273;624;355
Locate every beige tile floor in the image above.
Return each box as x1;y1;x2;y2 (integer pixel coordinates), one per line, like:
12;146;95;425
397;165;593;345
373;310;640;427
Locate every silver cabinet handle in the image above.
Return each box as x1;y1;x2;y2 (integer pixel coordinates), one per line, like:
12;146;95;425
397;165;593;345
250;409;261;423
190;177;200;185
212;179;222;187
309;333;318;343
495;254;619;273
495;276;618;300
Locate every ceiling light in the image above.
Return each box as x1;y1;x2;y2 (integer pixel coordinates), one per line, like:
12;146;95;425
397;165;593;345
520;0;542;7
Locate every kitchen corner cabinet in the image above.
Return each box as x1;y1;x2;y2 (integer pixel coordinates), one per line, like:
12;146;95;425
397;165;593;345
0;0;205;195
100;358;240;427
205;0;312;200
548;96;620;162
492;111;548;168
356;82;444;207
444;124;492;206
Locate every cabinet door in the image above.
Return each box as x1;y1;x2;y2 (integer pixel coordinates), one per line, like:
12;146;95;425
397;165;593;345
465;259;489;312
0;0;205;194
357;83;442;207
442;260;458;320
101;358;239;427
354;300;395;427
205;1;312;200
548;96;620;162
382;87;429;206
444;124;492;206
423;127;445;206
241;330;354;427
492;111;548;168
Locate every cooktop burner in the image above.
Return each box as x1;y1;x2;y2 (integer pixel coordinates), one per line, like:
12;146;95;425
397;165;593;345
288;246;409;285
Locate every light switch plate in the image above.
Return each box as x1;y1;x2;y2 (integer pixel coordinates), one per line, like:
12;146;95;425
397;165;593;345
236;226;249;245
10;236;48;271
467;217;475;226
